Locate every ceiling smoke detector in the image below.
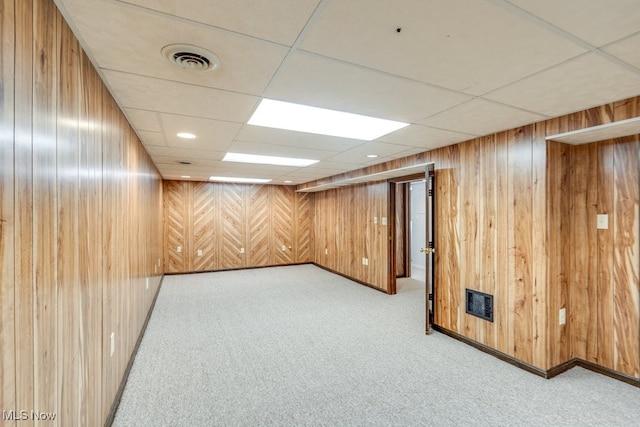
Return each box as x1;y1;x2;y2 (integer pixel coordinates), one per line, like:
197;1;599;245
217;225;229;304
162;44;220;72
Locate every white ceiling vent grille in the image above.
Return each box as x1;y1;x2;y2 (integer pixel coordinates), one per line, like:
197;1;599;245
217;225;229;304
162;44;220;72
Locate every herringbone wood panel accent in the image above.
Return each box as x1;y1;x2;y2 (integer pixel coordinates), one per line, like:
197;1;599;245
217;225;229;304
220;183;245;269
249;185;270;266
271;186;294;265
192;182;217;271
164;181;187;272
295;192;312;262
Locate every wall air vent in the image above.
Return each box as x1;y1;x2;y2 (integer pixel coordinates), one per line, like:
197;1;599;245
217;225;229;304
466;289;493;322
162;44;220;72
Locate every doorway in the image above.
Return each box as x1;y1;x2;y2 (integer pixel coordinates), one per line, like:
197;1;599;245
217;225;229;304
409;180;427;282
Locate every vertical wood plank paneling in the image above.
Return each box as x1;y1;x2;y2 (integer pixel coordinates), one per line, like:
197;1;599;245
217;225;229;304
3;1;164;424
531;123;548;368
459;139;480;341
494;131;510;356
57;17;81;423
0;0;16;421
479;135;497;349
569;144;599;361
508;126;533;364
612;137;640;377
546;140;570;368
79;50;103;426
14;0;35;423
33;0;58;419
597;141;615;368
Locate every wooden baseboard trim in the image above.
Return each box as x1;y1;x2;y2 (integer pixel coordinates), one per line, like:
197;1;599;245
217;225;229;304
433;325;640;388
432;325;548;378
573;359;640;388
104;275;165;427
164;262;311;276
312;263;389;294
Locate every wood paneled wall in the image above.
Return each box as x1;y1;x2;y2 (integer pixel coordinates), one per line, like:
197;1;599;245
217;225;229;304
0;1;164;425
312;182;390;292
547;99;640;378
163;181;313;273
304;97;639;379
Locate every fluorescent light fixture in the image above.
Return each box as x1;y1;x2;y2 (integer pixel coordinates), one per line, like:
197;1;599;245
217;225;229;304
366;154;379;158
209;176;272;184
248;99;409;140
177;132;197;139
181;175;191;178
223;152;318;167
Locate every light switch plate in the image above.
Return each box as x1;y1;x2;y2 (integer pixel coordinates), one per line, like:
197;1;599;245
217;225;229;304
597;214;609;230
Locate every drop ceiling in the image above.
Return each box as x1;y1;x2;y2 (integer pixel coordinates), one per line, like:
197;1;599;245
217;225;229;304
54;0;640;185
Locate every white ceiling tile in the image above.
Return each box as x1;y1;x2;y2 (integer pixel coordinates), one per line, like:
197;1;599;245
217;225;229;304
324;142;418;164
102;70;258;122
56;0;640;186
265;52;471;121
119;0;321;45
485;53;640;117
156;160;219;169
234;125;365;152
160;114;240;151
62;0;288;94
507;0;640;47
226;141;336;160
378;124;473;149
125;108;162;132
299;0;585;95
146;146;225;161
138;131;167;147
604;33;640;70
421;99;546;136
306;162;362;172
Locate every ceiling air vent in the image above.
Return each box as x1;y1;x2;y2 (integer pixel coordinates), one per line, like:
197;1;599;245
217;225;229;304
162;44;220;72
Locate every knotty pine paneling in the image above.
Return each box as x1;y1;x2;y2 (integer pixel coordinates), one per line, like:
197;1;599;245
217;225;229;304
1;1;164;425
312;182;390;292
163;182;311;273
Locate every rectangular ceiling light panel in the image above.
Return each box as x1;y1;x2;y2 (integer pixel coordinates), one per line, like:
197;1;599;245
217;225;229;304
248;99;409;140
223;152;318;167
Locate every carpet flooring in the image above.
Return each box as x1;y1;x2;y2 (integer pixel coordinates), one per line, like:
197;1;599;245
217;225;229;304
113;264;640;426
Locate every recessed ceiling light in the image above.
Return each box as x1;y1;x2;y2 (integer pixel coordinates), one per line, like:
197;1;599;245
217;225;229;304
181;175;191;179
209;176;272;184
248;99;409;140
284;180;293;184
366;154;379;158
177;132;197;139
223;152;318;167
